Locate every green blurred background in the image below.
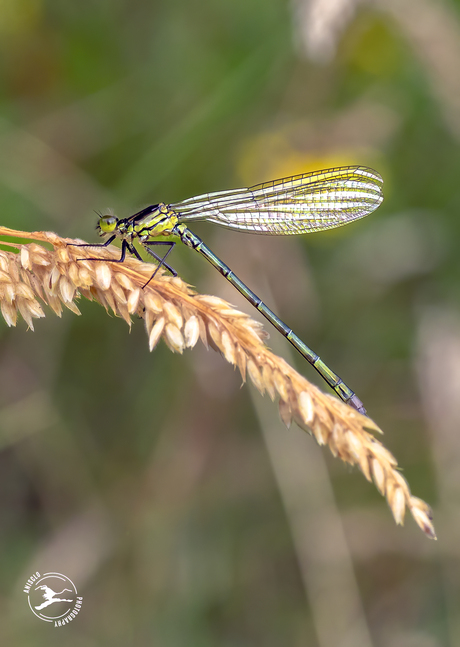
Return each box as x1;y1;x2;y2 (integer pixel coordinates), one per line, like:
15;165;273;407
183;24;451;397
0;0;458;644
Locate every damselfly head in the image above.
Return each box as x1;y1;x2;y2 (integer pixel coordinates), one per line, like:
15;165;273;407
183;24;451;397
97;214;119;236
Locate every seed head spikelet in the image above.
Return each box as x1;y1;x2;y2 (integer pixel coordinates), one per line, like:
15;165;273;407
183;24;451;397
0;226;436;539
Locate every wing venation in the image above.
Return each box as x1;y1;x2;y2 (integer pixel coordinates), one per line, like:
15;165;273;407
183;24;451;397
171;166;383;235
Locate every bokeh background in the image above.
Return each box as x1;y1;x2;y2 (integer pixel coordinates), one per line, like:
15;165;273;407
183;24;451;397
0;0;458;644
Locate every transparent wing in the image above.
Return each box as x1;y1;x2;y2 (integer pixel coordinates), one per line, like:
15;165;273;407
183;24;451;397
170;166;383;234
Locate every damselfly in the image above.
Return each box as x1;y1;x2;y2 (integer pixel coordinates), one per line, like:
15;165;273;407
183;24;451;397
75;165;383;414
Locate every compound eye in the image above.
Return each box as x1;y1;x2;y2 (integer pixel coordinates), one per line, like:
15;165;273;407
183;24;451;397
98;215;118;233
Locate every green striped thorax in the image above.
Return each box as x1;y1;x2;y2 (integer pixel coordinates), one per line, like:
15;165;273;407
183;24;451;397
97;203;179;242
